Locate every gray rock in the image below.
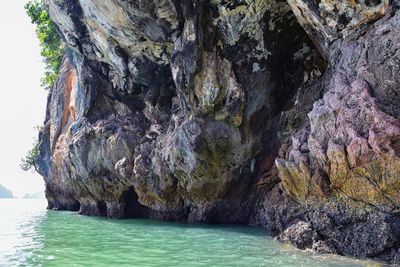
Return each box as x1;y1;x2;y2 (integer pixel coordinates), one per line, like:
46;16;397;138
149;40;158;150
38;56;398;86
34;0;400;264
279;221;315;249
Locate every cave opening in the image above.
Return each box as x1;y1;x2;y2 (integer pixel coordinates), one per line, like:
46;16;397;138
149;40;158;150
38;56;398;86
97;200;108;217
120;187;146;218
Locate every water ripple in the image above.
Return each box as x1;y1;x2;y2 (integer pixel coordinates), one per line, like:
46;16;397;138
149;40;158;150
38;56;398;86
0;199;384;267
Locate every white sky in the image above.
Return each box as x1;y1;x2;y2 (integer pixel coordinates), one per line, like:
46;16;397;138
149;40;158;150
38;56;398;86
0;1;48;197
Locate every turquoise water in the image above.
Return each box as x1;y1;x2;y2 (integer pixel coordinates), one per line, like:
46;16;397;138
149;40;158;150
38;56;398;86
0;199;382;267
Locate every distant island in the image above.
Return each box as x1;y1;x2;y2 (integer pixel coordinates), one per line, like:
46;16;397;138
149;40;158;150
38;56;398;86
23;191;45;199
0;184;14;198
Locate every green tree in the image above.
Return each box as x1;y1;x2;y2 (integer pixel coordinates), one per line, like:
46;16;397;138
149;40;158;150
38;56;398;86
23;1;63;172
20;139;40;173
25;0;64;88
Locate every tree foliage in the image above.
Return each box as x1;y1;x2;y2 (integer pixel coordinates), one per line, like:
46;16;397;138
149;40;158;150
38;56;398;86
25;0;63;88
20;139;40;173
23;1;63;172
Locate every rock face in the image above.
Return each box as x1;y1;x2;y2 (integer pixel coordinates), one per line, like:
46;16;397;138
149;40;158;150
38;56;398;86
277;0;400;208
36;0;400;263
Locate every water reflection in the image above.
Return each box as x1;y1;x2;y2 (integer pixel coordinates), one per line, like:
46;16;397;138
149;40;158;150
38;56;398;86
0;199;47;266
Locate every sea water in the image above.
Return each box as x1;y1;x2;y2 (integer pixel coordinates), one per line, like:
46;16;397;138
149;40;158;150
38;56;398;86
0;199;383;267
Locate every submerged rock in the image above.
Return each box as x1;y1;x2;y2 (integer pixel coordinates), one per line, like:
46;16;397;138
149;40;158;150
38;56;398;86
35;0;400;263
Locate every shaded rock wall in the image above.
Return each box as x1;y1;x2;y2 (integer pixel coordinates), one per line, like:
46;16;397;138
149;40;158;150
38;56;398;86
36;0;400;263
39;0;317;221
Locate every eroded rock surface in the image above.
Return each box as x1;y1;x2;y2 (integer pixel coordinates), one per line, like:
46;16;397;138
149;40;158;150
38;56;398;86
273;2;400;262
36;0;400;263
277;0;400;223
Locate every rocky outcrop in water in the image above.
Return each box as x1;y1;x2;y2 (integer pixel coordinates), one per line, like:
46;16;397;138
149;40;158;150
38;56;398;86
36;0;400;263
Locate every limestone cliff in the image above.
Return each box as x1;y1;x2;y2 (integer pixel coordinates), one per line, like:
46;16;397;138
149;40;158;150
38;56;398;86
36;0;400;263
